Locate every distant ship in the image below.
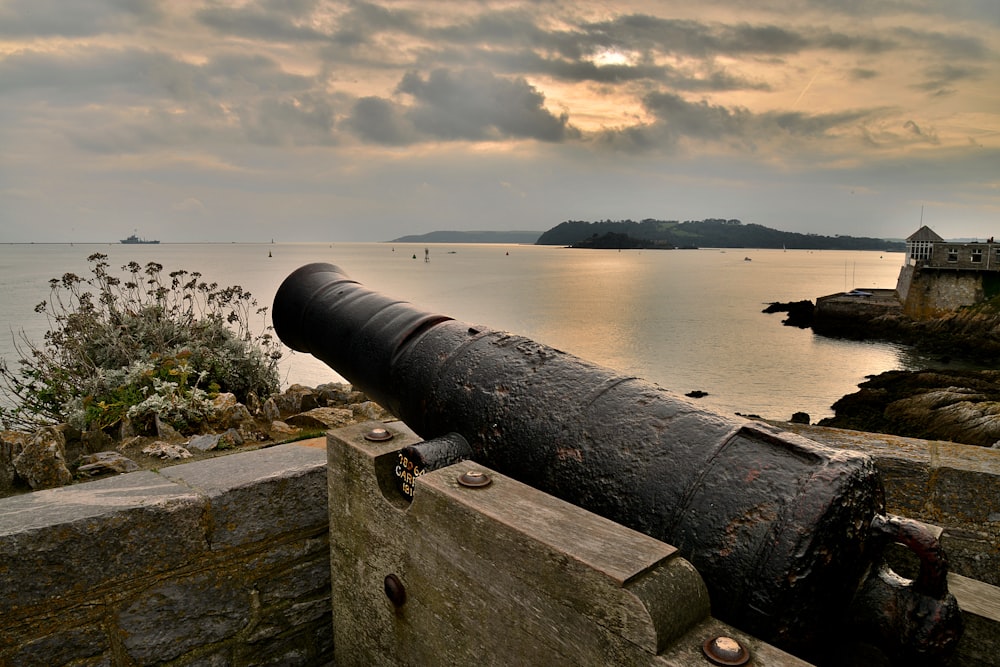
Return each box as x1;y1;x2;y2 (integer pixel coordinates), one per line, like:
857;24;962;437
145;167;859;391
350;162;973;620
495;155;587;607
120;233;159;245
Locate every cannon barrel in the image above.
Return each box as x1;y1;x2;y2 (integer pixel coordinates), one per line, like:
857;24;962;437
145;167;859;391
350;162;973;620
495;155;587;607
273;262;961;663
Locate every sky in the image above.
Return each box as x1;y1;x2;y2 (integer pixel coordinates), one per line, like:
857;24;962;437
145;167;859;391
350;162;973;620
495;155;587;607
1;0;998;243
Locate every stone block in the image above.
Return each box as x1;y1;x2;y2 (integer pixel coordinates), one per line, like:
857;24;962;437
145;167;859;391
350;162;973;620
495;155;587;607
160;442;328;549
0;471;206;613
118;569;252;664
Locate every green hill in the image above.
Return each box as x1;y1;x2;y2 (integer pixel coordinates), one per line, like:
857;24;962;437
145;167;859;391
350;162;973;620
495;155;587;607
536;219;903;251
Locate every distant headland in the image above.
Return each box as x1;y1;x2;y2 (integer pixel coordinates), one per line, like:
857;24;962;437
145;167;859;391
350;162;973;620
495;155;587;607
390;219;904;251
389;230;543;244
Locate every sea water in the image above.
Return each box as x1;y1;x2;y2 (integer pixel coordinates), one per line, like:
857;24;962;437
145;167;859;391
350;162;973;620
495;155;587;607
0;242;926;421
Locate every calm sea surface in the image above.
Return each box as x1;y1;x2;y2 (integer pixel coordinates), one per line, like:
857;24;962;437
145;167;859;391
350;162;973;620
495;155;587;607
0;242;938;421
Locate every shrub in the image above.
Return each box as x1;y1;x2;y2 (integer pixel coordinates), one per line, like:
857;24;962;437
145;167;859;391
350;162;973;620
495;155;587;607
0;253;282;434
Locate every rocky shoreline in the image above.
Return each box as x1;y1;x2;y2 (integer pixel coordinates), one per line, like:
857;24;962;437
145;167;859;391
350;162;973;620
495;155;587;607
819;369;1000;447
765;298;1000;446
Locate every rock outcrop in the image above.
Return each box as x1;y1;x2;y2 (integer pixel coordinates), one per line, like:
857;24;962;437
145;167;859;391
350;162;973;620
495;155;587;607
820;369;1000;447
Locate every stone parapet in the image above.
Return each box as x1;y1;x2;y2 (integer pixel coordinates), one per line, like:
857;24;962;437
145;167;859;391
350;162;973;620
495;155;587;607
2;419;998;666
0;440;333;666
778;422;1000;586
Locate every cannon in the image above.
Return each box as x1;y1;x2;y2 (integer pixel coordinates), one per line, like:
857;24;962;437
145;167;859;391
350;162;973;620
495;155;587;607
273;262;962;664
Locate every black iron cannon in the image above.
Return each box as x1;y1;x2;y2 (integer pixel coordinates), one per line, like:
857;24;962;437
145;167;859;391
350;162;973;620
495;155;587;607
273;262;962;664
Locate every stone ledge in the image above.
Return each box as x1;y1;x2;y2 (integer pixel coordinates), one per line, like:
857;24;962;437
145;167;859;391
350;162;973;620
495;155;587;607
0;441;328;614
160;439;328;549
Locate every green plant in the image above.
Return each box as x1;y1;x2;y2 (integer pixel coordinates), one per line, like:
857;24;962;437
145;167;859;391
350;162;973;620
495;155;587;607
0;253;282;433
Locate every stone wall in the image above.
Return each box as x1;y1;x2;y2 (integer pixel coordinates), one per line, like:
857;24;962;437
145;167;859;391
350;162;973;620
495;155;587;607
903;268;984;317
0;439;332;666
778;422;1000;587
2;422;998;666
895;263;914;302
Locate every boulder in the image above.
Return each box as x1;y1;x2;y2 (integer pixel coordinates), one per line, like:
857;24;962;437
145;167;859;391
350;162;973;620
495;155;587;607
273;384;316;417
187;434;221;452
1;384;392;497
270;420;299;436
262;397;282;422
142;441;193;460
0;430;30;494
352;401;393;421
762;300;815;328
77;451;140;477
13;426;73;490
286;407;354;430
155;415;183;441
218;428;244;449
210;393;254;430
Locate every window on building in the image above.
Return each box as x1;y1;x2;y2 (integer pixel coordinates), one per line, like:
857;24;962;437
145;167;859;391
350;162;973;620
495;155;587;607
948;248;958;262
908;241;933;262
972;248;983;263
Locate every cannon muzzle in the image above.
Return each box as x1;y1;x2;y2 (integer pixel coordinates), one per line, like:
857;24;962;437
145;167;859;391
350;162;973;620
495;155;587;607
273;262;962;664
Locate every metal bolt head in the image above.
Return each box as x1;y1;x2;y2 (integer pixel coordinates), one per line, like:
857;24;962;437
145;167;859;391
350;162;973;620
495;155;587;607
364;427;393;442
457;470;491;488
702;636;749;666
383;573;406;607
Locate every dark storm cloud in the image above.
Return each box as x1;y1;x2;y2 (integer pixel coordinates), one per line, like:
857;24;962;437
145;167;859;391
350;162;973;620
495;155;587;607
0;0;163;37
432;46;769;92
807;0;1000;28
850;68;880;81
350;69;577;144
396;68;576;142
347;68;577;145
347;96;417;145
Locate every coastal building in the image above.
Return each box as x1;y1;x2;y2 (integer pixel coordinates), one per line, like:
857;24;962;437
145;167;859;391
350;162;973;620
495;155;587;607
903;225;942;266
897;225;1000;317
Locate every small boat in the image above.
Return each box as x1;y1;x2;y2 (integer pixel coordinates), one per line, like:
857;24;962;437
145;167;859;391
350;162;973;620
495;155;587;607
120;233;159;245
744;256;752;262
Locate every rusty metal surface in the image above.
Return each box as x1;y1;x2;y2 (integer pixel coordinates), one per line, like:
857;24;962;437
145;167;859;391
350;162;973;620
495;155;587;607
274;263;962;664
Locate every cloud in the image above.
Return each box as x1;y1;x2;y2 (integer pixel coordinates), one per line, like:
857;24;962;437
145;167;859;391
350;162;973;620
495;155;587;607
346;96;416;145
0;0;997;243
0;0;163;38
196;0;330;42
398;68;576;142
595;91;877;154
347;68;578;145
915;63;986;94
